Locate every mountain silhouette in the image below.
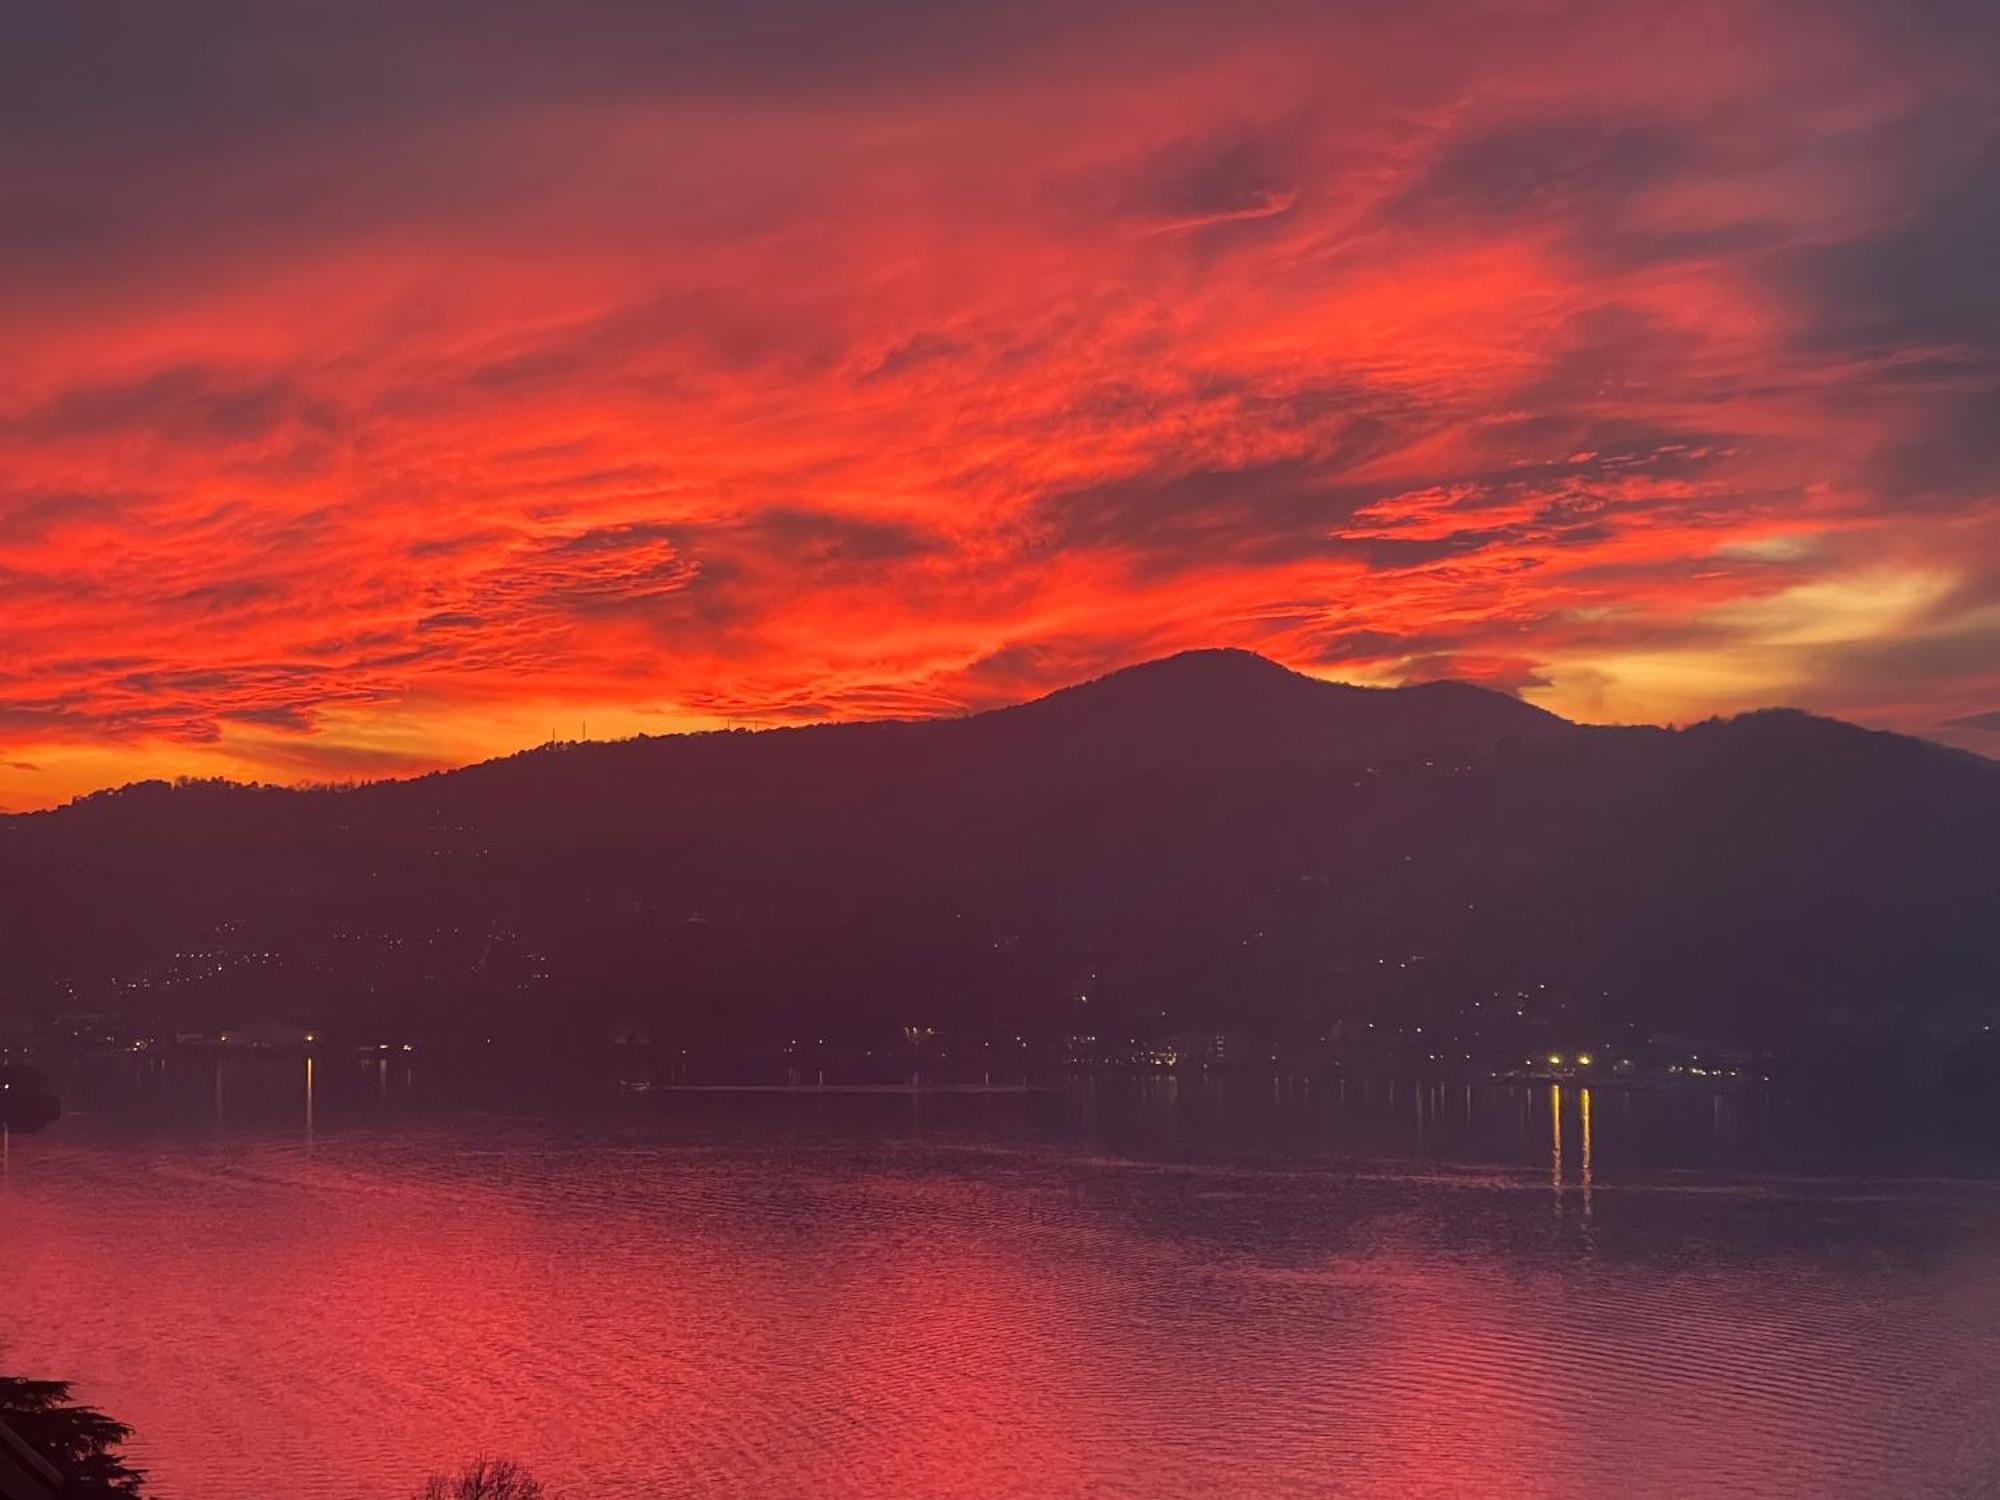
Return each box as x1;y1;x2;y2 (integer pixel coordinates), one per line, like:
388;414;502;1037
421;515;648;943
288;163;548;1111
1;651;1994;1055
975;648;1573;767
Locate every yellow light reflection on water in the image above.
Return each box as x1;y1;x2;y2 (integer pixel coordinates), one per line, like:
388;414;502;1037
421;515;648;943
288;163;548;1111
1550;1083;1563;1212
1580;1086;1593;1221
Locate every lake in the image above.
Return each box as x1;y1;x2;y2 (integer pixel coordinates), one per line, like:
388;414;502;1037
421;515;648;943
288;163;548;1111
4;1054;2000;1498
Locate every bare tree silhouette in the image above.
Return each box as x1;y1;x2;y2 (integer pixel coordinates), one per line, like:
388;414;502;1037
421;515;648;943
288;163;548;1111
412;1456;556;1500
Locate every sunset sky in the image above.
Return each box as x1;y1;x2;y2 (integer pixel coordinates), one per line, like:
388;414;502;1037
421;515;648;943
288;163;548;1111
4;0;1998;808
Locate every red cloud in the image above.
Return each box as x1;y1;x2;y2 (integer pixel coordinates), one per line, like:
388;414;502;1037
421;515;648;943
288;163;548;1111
2;1;1997;805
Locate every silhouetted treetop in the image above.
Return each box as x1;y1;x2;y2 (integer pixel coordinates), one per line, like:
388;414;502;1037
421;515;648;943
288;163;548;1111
0;1374;147;1497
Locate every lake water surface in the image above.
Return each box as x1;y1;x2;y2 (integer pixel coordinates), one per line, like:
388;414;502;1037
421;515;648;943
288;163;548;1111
4;1056;2000;1498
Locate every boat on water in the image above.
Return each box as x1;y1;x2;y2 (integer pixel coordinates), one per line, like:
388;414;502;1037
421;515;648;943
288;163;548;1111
0;1065;61;1132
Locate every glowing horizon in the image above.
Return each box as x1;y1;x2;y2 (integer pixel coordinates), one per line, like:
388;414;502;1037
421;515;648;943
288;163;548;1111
4;1;1998;809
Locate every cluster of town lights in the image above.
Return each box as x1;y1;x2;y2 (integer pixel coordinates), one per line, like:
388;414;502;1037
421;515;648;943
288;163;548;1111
1547;1053;1593;1067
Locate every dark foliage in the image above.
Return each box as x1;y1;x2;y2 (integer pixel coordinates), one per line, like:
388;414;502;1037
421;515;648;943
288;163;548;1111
0;1375;146;1497
413;1457;554;1499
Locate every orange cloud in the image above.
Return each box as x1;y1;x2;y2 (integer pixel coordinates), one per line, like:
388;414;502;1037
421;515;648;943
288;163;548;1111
2;1;1997;806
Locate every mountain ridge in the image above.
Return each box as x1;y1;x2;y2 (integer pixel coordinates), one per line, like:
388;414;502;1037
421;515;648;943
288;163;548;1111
1;649;1994;1061
22;647;1984;818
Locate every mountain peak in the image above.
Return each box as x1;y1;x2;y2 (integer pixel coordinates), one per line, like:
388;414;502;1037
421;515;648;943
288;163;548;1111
988;646;1572;763
1026;648;1332;712
1096;646;1313;684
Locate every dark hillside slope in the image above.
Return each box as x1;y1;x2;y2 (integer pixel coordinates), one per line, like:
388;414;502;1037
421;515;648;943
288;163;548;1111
0;654;1992;1050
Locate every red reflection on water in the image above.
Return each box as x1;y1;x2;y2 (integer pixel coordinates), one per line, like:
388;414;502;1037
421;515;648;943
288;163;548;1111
2;1103;1999;1498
